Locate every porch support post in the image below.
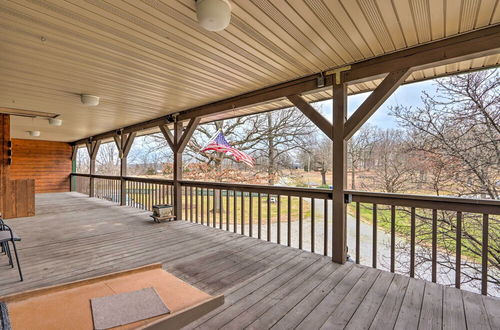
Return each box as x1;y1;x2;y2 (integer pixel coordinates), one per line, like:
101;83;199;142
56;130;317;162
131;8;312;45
86;139;101;197
114;132;136;206
160;117;200;219
173;121;183;218
332;73;348;264
70;146;77;191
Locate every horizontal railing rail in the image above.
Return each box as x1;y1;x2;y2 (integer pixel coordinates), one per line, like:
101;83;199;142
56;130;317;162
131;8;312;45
348;190;500;214
70;173;499;296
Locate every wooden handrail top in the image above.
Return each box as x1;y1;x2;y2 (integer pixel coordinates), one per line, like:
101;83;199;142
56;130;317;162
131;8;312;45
178;180;332;199
347;190;500;206
347;190;500;215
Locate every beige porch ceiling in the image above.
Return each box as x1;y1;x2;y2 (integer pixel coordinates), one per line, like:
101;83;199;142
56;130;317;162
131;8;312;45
1;0;499;142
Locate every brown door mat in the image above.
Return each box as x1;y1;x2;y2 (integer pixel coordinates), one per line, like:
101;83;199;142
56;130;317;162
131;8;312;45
91;288;169;330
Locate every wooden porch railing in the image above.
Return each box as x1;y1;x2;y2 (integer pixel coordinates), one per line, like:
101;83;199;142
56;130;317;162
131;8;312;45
70;173;499;296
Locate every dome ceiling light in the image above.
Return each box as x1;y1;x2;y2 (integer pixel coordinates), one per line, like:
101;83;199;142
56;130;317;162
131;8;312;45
28;130;41;137
81;94;100;106
196;0;231;32
48;117;62;126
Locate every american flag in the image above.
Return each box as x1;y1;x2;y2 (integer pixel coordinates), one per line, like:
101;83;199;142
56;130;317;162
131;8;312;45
201;131;255;167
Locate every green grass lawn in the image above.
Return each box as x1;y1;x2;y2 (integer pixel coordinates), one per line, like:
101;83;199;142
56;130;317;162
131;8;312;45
128;191;312;224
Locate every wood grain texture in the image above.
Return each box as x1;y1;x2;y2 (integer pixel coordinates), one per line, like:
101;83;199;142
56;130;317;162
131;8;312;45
3;178;35;218
1;192;498;329
10;139;72;193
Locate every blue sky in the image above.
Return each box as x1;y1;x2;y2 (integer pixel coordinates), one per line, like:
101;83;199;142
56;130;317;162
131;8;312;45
317;79;437;129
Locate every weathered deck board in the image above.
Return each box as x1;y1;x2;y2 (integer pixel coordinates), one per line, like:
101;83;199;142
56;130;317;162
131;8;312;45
0;192;497;330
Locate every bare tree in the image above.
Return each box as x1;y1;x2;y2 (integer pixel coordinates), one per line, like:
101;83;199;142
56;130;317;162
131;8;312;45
386;70;499;292
390;69;499;199
369;129;417;193
301;135;331;185
347;123;377;189
251;109;314;184
95;142;120;175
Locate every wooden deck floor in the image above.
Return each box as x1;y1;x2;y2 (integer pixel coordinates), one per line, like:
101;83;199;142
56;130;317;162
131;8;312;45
0;192;498;329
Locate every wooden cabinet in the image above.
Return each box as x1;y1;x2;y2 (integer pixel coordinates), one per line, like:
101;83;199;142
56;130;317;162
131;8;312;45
2;179;35;219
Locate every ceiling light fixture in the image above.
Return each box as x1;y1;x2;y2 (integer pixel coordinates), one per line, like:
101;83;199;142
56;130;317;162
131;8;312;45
48;117;63;126
28;130;41;137
196;0;231;32
81;94;100;106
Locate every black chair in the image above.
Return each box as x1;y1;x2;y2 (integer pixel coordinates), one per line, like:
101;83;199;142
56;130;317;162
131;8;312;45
0;218;22;281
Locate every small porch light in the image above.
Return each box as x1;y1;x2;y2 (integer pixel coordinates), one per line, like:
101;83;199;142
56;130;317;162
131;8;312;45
48;117;62;126
196;0;231;32
81;94;100;106
28;130;41;137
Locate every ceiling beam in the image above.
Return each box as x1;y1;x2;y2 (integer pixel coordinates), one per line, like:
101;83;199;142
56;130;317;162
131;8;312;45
287;94;333;140
342;24;500;84
344;68;412;140
72;25;500;145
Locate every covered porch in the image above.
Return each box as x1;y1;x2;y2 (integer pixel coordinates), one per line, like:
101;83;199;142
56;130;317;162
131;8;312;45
1;192;498;329
1;1;499;328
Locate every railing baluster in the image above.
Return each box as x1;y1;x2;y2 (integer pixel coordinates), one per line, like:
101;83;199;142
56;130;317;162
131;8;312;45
482;213;488;295
207;188;211;226
249;193;253;237
151;183;155;209
149;183;152;211
324;199;328;256
201;188;204;225
311;198;315;253
241;191;245;235
156;183;159;206
233;190;237;233
390;205;395;273
190;186;193;222
299;197;303;250
267;194;271;242
219;189;223;229
455;211;462;288
432;209;437;282
195;187;199;223
144;182;147;210
410;207;416;278
288;196;291;247
140;182;144;210
258;193;262;239
213;189;216;227
355;202;360;263
372;203;377;268
226;189;230;231
277;195;281;244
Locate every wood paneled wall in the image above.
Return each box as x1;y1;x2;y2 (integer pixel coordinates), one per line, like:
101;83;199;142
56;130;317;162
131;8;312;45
0;114;9;217
10;139;72;193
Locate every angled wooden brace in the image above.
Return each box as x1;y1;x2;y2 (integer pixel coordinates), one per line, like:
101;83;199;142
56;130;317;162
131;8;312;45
177;118;201;153
343;68;411;140
159;124;176;152
71;145;78;161
113;133;123;158
122;132;136;158
86;140;101;160
287;94;333;140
